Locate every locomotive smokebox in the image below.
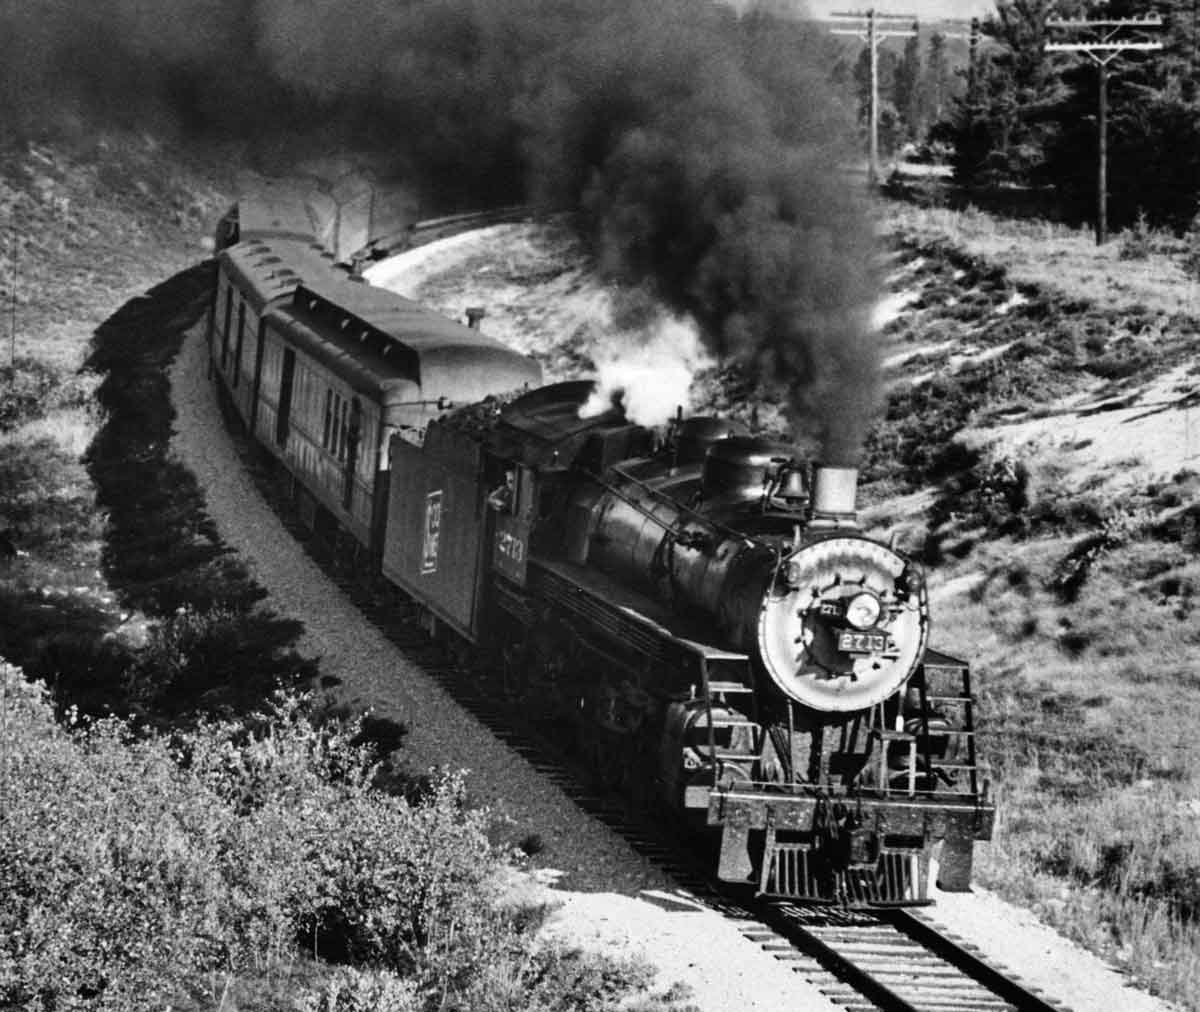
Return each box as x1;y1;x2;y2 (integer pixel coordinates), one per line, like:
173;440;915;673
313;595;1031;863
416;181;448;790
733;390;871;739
809;465;859;530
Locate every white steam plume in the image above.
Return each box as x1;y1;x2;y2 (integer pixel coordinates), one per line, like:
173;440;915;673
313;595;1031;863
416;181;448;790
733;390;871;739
581;312;714;427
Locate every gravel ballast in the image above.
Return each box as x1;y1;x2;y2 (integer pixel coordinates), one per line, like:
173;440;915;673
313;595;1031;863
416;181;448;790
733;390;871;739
171;218;1185;1008
168;324;841;1011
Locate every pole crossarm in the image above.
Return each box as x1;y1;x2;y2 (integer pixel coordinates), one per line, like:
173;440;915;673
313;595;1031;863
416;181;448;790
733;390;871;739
1046;17;1163;28
829;10;918;20
1046;41;1165;52
831;28;918;39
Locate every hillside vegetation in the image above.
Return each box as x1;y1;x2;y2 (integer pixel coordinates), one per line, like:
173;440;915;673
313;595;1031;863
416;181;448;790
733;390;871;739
864;200;1200;1004
0;665;693;1012
0;130;697;1012
4;118;1200;1006
385;201;1200;1007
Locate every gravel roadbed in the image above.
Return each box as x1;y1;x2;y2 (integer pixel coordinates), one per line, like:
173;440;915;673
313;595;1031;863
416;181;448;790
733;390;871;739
924;881;1181;1012
169;325;840;1011
169;321;1182;1012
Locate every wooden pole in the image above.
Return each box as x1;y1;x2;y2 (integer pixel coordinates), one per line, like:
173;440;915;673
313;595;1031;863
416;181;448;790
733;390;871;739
868;9;878;186
830;10;916;188
8;228;15;374
1097;60;1108;245
1046;17;1163;246
967;18;979;102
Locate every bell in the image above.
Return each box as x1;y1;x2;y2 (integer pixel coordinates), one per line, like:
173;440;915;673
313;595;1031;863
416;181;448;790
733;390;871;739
778;466;809;504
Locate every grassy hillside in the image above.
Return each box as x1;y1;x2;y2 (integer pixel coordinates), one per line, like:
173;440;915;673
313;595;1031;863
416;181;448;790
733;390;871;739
0;129;698;1012
373;198;1200;1006
1;130;229;676
4;124;1199;1006
864;202;1200;1004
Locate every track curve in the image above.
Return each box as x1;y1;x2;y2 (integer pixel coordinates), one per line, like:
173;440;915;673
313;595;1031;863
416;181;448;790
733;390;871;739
179;318;1074;1012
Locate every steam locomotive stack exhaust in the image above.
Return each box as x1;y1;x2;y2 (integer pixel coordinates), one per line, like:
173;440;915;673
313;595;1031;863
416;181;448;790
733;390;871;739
808;464;859;531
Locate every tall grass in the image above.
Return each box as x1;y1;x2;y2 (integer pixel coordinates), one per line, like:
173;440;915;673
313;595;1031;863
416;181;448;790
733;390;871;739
915;444;1200;1006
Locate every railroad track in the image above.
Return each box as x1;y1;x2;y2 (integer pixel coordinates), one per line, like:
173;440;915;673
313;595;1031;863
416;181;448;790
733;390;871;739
746;902;1072;1012
213;360;1072;1012
364;204;535;260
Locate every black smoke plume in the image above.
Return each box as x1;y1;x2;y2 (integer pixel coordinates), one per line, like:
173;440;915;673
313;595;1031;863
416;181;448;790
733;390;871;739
1;0;880;462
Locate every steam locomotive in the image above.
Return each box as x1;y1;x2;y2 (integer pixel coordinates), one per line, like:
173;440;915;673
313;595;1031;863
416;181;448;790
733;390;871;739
209;195;993;905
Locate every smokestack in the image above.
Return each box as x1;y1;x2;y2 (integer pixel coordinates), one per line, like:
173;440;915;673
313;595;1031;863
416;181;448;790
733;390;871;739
465;306;486;330
809;465;858;531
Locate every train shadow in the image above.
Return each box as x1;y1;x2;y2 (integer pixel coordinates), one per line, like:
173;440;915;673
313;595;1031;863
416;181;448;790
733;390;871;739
2;262;320;724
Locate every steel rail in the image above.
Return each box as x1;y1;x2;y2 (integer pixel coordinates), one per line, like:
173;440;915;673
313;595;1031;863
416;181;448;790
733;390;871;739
228;403;1072;1012
366;204;535;258
207;253;1068;1012
884;908;1070;1012
757;902;924;1012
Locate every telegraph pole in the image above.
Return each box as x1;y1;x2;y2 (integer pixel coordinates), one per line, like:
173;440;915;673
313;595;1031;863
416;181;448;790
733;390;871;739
8;226;15;376
968;18;982;102
1046;15;1163;245
830;10;919;186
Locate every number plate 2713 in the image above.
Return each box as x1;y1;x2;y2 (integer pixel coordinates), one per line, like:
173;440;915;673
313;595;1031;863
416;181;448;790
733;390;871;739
837;631;892;654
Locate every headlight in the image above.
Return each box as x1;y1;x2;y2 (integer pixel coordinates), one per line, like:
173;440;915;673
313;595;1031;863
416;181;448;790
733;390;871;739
844;591;882;630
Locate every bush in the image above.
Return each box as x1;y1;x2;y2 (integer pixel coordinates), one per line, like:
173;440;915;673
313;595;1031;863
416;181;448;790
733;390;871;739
1118;210;1157;261
0;674;492;1008
0;674;233;1009
0;357;92;431
2;670;694;1012
125;604;315;716
298;968;419;1012
1181;213;1200;281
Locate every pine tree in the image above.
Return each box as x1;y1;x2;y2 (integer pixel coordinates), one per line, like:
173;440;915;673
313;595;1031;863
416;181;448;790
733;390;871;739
894;32;924;142
949;0;1068;185
924;32;952;124
853;43;902;155
1042;0;1200;230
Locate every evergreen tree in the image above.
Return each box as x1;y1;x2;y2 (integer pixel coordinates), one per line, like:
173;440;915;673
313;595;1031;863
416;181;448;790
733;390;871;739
949;0;1069;185
1042;0;1200;230
940;0;1200;231
924;32;952;124
853;43;902;155
894;31;924;142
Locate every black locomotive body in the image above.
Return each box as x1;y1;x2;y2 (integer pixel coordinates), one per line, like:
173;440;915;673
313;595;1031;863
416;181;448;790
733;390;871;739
396;382;993;904
208;197;993;905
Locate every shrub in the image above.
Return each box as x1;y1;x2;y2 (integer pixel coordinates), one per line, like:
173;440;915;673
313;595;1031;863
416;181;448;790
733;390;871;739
125;605;315;716
0;436;100;555
1118;210;1155;261
1;667;699;1011
0;672;233;1009
0;357;92;431
0;675;499;1008
297;968;419;1012
1181;212;1200;281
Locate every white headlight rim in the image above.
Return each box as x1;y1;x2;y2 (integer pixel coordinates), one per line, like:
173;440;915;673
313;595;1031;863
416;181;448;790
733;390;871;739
845;591;882;630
